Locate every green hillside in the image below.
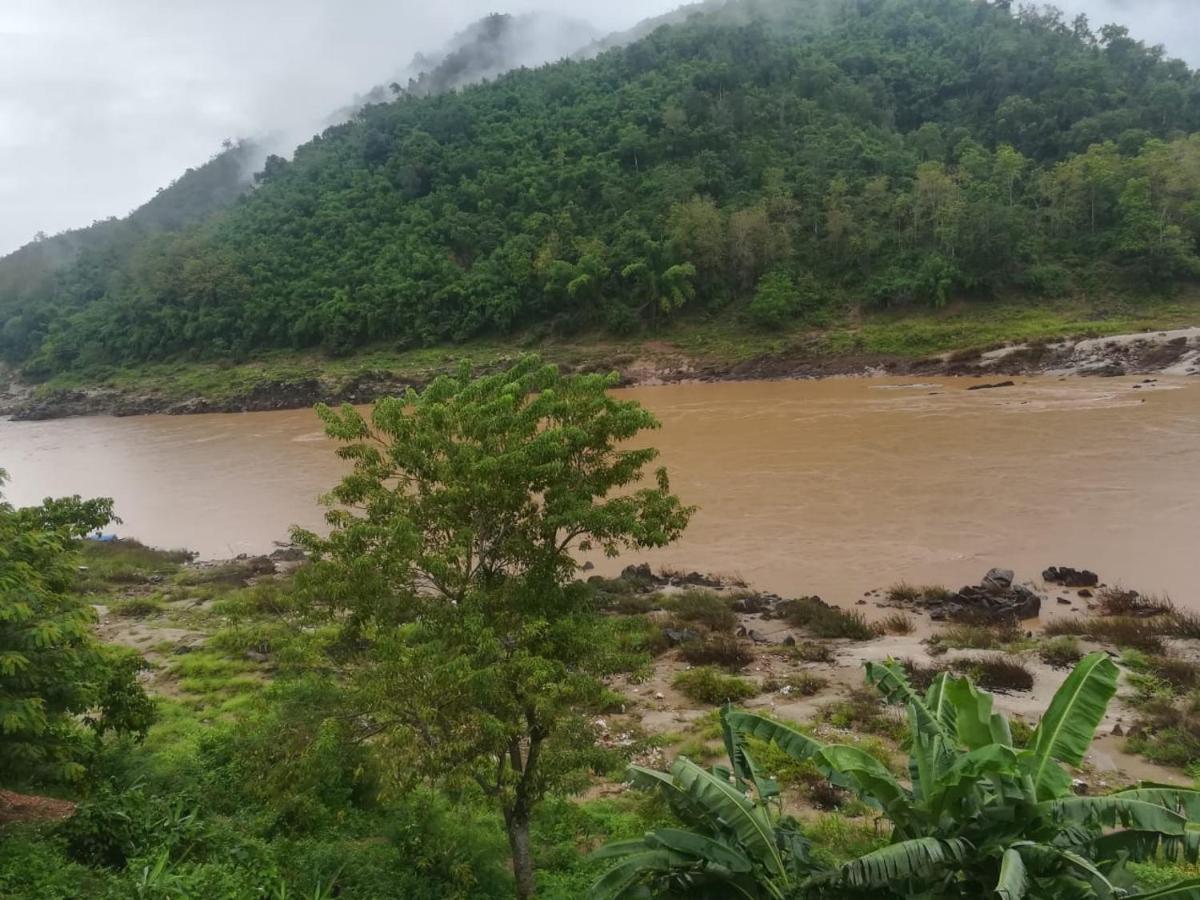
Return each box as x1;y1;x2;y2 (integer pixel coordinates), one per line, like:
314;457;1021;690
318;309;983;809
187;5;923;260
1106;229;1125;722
4;0;1200;376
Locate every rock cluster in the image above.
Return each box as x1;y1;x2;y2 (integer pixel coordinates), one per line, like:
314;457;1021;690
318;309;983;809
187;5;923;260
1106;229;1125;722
1042;566;1099;587
922;568;1042;622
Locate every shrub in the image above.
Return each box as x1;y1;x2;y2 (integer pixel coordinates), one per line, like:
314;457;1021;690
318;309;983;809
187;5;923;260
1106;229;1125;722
1043;616;1167;653
885;583;951;606
672;667;759;705
1039;636;1084;669
934;621;1024;650
958;655;1035;692
660;590;737;633
788;641;835;664
778;597;873;640
605;594;655;615
818;688;907;741
777;673;827;696
1170;611;1200;639
107;595;166;618
1123;651;1200;694
873;613;914;636
678;634;753;671
905;655;1034;693
1095;587;1173;618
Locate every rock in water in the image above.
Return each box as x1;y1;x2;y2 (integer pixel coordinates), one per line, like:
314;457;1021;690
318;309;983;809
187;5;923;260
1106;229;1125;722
981;568;1014;591
1042;566;1099;587
967;380;1015;391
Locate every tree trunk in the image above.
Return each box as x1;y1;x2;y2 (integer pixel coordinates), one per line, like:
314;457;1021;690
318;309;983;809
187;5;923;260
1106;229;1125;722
507;807;536;899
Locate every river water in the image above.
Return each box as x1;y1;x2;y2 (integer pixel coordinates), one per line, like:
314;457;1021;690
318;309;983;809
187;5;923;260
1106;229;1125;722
3;376;1198;604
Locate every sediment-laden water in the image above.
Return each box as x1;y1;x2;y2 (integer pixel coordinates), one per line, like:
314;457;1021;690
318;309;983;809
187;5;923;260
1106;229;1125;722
3;375;1198;603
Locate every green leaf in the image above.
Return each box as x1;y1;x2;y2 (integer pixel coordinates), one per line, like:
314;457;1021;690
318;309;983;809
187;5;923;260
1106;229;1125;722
588;849;682;900
670;757;788;880
1043;796;1187;835
721;706;779;802
645;829;754;873
1126;877;1200;899
1109;784;1200;820
827;837;972;889
866;660;952;742
725;711;826;764
1021;652;1118;800
995;847;1029;900
944;675;1012;749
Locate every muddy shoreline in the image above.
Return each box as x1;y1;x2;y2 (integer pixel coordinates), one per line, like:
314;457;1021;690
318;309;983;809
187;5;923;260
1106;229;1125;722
3;326;1197;421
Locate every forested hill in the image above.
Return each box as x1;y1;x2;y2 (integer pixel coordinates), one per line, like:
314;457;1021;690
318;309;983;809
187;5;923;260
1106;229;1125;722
5;0;1200;375
0;140;259;355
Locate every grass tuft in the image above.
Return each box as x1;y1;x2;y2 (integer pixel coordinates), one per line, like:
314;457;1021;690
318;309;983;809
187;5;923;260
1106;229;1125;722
1043;616;1167;653
678;634;753;672
873;612;915;636
672;667;760;705
1038;636;1084;669
660;590;737;633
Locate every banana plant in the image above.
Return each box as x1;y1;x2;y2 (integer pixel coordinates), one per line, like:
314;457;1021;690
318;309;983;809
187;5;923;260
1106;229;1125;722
591;653;1200;899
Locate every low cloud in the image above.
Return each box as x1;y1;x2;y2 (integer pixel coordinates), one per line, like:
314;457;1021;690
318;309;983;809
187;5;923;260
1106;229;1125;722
0;0;1195;256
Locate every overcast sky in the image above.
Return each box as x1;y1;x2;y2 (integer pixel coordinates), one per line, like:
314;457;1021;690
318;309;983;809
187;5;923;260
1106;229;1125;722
1;0;1196;257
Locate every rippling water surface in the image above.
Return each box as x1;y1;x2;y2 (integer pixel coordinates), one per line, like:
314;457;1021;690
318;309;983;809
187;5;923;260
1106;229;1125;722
3;376;1198;603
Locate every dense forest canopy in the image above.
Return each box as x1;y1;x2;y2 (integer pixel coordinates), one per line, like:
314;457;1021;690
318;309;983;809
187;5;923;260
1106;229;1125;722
2;0;1198;374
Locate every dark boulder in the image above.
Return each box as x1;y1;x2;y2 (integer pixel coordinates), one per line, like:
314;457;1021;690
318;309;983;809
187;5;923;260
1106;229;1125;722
967;380;1015;391
731;593;774;615
673;571;724;589
981;568;1014;591
1042;567;1099;588
909;568;1042;622
662;627;700;647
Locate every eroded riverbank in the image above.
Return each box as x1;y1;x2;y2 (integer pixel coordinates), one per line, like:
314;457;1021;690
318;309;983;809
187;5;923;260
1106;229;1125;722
2;325;1197;422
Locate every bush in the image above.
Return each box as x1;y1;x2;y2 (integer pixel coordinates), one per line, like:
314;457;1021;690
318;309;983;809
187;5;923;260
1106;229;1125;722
905;655;1034;693
777;597;873;640
1038;636;1084;669
1095;587;1173;618
934;621;1025;651
672;667;759;705
59;783;158;869
660;591;736;633
788;641;835;664
873;613;914;636
678;634;753;671
1043;616;1167;653
885;583;951;606
746;269;801;329
763;673;827;696
818;689;907;741
108;596;166;618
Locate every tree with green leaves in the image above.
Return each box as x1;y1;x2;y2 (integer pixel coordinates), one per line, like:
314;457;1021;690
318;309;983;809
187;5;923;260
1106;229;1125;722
0;470;154;786
592;653;1200;899
294;357;693;898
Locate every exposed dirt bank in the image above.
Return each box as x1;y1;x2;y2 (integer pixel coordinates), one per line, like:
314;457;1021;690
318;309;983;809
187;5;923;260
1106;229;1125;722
2;326;1197;421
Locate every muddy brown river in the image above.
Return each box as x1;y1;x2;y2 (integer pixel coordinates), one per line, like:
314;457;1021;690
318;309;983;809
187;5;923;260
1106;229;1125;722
3;376;1199;604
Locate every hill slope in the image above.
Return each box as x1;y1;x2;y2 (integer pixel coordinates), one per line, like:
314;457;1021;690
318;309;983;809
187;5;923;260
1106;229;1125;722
5;0;1200;376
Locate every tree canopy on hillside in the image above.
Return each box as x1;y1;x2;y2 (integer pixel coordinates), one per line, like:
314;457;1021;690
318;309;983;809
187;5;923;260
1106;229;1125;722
3;0;1199;373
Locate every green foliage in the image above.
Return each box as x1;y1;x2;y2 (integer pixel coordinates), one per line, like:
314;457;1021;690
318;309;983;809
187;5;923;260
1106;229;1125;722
678;634;753;671
0;472;154;785
777;596;874;640
672;667;760;705
292;358;691;897
1039;636;1085;669
5;0;1200;373
660;590;737;633
596;655;1200;898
